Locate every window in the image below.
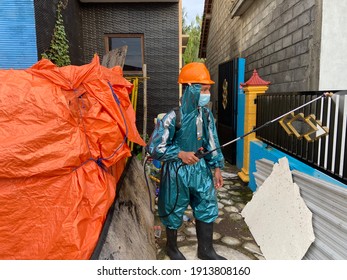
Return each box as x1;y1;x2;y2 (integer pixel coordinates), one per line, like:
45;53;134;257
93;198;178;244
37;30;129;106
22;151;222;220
105;34;144;74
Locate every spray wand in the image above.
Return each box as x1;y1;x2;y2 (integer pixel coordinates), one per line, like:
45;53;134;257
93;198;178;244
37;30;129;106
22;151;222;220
194;91;334;159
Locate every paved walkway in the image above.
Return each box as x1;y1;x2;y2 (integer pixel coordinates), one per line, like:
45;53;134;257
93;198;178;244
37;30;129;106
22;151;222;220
153;162;265;260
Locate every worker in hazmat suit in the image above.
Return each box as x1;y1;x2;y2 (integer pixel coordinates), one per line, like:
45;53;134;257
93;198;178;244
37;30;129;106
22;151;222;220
146;62;226;260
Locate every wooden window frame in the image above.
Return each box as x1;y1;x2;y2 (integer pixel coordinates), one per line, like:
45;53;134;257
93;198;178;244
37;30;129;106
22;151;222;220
104;34;144;75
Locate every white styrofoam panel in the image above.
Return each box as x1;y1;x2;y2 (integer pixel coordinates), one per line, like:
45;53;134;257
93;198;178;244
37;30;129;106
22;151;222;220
243;157;315;259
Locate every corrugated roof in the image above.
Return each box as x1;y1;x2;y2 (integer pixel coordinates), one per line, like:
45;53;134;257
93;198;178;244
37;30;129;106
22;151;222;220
0;0;38;69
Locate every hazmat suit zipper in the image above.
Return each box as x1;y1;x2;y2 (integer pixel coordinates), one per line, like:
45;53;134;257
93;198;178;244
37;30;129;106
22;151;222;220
196;107;203;141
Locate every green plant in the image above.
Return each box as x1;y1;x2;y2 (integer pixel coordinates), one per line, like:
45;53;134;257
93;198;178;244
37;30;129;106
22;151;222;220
182;13;204;64
42;1;71;66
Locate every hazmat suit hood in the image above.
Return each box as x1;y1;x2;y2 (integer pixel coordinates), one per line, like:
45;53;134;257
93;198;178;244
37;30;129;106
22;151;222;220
181;84;201;114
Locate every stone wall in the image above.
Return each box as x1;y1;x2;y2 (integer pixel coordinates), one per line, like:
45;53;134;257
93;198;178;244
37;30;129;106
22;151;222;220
205;0;322;94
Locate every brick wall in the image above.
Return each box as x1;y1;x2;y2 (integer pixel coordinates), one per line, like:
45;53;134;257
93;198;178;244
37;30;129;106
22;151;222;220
205;0;322;94
205;0;238;95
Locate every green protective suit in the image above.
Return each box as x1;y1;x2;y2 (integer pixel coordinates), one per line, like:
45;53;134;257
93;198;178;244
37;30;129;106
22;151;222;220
146;84;224;229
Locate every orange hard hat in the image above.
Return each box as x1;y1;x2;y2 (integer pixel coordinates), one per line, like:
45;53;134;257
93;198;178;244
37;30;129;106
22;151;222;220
178;62;215;84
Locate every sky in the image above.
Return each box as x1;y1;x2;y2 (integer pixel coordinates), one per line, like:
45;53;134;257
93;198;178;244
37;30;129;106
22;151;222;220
182;0;205;24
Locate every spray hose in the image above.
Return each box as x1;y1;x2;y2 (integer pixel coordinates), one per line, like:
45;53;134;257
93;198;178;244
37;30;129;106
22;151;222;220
143;154;182;218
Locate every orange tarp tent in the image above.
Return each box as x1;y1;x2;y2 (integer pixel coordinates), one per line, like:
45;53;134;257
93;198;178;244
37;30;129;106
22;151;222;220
0;55;145;259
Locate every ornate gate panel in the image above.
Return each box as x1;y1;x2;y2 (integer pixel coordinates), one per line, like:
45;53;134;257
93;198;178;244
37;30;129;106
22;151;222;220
217;59;238;164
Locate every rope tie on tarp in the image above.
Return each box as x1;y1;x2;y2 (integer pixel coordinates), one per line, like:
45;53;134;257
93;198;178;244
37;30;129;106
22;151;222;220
72;82;129;172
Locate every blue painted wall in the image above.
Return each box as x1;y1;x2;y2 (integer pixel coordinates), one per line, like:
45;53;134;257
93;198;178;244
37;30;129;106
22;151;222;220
236;58;245;169
249;140;347;191
0;0;38;69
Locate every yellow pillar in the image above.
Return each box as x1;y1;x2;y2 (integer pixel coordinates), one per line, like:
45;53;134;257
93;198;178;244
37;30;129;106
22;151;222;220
238;70;270;183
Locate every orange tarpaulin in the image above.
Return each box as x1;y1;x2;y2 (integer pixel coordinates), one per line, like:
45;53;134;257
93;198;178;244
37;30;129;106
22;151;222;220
0;55;145;259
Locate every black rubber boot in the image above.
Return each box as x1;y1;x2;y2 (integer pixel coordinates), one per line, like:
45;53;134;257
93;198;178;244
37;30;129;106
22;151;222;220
166;228;186;260
196;220;227;260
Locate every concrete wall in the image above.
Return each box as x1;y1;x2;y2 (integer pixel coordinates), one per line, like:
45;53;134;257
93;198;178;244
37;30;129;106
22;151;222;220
205;0;322;94
319;0;347;90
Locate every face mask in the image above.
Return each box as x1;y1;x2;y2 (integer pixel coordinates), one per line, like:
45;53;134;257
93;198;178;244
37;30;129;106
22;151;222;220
198;94;211;107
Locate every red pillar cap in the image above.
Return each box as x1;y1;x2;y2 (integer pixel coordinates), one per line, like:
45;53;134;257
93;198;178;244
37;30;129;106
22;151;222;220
240;69;271;87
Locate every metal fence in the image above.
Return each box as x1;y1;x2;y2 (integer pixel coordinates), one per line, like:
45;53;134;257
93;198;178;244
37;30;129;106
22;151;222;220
256;91;347;184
